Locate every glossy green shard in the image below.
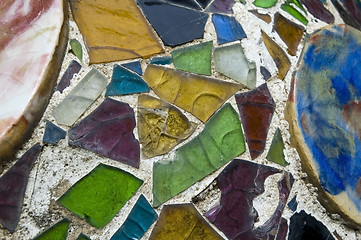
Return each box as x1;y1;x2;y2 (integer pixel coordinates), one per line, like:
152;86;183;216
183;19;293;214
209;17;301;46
153;103;246;207
171;41;212;76
266;128;289;166
58;164;143;228
70;39;83;62
281;3;308;25
253;0;278;8
286;0;306;13
33;219;70;240
76;233;90;240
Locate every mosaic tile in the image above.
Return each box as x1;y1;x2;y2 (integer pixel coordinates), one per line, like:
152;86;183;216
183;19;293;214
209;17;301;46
149;204;223;239
144;64;241;122
212;14;247;45
289;211;335;240
68;98;140;168
149;56;173;65
69;0;164;64
58;164;143;228
69;39;82;62
281;3;308;25
52;69;108;126
274;13;304;56
205;0;235;14
205;159;293;239
153;103;245;207
0;0;67;163
253;0;278;8
249;10;272;23
56;60;82;93
137;0;208;46
43;121;66;145
138;95;196;158
171;41;212;76
287;195;298;212
105;65;149;96
122;61;143;76
266;128;289;166
214;43;257;89
331;0;361;30
33;219;70;240
164;0;202;10
76;233;90;240
0;144;41;232
110;195;157;240
261;30;291;80
196;0;213;8
286;24;361;226
276;218;289;240
287;0;306;12
301;0;334;23
235;84;275;159
260;66;271;80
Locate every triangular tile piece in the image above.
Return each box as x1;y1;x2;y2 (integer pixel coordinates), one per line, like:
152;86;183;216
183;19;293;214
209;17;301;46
138;95;197;158
122;61;142;76
68;98;140;168
212;14;247;45
214;43;257;89
105;65;149;96
56;60;82;93
43;120;66;145
205;0;235;14
33;219;70;240
289;211;335;240
287;195;298;212
0;144;42;232
266;128;289;166
76;233;91;240
171;41;212;76
235;83;275;159
111;195;158;240
58;164;143;229
149;56;173;65
196;0;212;8
137;0;208;46
149;204;223;239
144;64;242;122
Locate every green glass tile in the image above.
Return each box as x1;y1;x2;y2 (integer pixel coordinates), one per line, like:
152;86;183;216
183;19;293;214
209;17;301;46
253;0;278;8
58;164;143;228
281;3;308;25
267;128;289;166
33;219;70;240
286;0;306;13
171;41;213;76
153;103;246;207
76;233;91;240
70;39;83;62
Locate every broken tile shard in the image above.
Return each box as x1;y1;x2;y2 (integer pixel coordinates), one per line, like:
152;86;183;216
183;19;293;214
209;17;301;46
266;128;289;166
56;60;82;93
70;39;83;62
33;219;70;240
206;159;293;239
137;0;208;46
249;10;272;23
149;204;223;239
138;95;196;158
105;65;149;96
58;164;143;228
149;56;173;65
68;98;140;168
281;3;308;25
261;30;291;80
253;0;278;8
196;0;213;8
43;120;66;145
260;66;271;80
331;0;361;31
0;144;42;232
144;65;241;122
287;195;298;212
52;68;108;126
205;0;235;14
289;211;335;240
235;83;275;159
171;41;212;76
212;14;247;45
69;0;163;64
76;233;90;240
301;0;334;24
110;195;157;240
274;13;304;56
153;103;246;207
214;43;257;89
122;61;143;76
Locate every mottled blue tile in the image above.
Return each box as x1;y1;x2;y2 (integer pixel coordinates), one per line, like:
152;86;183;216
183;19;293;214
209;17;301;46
149;56;173;65
212;14;246;45
122;61;143;76
43;120;66;145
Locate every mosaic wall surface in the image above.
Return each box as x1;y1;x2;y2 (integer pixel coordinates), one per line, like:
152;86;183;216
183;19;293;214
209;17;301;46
2;0;361;239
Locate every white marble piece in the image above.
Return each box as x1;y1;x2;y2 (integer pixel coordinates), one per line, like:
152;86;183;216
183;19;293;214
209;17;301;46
52;69;108;126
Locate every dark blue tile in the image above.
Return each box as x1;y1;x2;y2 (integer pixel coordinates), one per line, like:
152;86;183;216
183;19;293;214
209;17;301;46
122;61;143;76
43;120;66;145
212;14;246;44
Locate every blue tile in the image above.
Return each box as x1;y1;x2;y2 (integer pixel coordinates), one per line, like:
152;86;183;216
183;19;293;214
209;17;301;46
212;13;247;45
122;61;143;76
43;121;66;144
149;56;173;65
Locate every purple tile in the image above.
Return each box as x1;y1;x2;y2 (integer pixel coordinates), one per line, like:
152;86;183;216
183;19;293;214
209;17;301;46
56;60;81;93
